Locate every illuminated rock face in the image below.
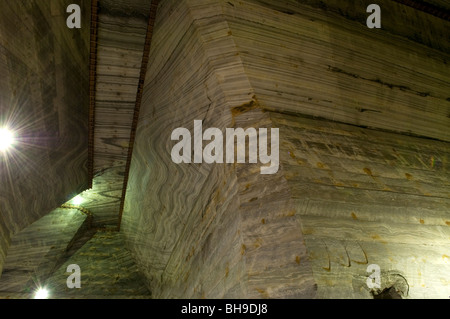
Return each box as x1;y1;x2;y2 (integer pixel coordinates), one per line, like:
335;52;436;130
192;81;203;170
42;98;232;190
277;113;449;298
0;207;151;298
0;1;90;276
122;0;450;298
0;208;88;295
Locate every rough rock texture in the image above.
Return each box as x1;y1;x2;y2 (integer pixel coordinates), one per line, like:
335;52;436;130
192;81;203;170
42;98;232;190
89;0;152;228
0;0;155;298
275;112;449;298
44;231;150;298
0;0;90;276
93;0;150;173
0;208;150;299
122;0;449;298
1;0;448;299
233;0;450;141
0;208;87;296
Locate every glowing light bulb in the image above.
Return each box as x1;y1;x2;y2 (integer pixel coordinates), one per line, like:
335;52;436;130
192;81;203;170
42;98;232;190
33;287;49;299
0;127;14;151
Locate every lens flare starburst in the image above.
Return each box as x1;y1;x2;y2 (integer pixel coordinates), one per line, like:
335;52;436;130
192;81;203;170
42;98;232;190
0;127;14;151
33;287;49;299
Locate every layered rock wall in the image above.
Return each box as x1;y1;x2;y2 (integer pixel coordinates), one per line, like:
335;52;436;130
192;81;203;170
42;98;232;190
122;0;449;298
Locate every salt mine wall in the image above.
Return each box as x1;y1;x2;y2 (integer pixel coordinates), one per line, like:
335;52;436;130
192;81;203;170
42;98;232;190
229;0;450;298
233;0;450;141
0;0;447;300
122;0;316;298
0;1;90;276
123;0;449;298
